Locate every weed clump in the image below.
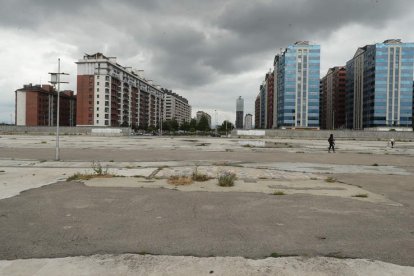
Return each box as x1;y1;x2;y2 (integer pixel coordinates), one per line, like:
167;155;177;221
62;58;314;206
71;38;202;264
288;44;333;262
92;161;108;175
325;177;336;183
192;167;211;182
168;175;193;186
272;191;286;195
218;171;236;187
67;161;111;181
352;194;368;198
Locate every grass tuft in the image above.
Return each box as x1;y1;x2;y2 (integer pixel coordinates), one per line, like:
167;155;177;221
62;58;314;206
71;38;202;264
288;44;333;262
352;193;368;198
325;176;336;183
192;167;211;182
67;161;111;181
168;175;193;186
272;191;286;195
218;171;236;187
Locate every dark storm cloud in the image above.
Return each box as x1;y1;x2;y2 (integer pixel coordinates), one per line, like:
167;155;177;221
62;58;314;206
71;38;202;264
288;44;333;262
0;0;412;88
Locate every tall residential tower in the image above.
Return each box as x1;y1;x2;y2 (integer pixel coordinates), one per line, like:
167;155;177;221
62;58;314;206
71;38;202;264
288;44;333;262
346;39;414;129
235;96;244;129
274;41;320;128
76;53;164;128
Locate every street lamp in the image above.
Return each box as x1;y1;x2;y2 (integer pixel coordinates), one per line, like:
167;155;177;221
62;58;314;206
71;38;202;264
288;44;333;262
49;58;69;161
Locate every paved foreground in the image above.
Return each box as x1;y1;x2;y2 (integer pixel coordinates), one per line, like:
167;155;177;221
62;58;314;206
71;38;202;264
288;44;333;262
1;255;413;276
0;135;413;274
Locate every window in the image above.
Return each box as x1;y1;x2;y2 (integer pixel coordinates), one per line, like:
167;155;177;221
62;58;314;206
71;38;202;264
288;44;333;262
97;101;100;104
97;82;100;85
97;88;99;92
96;120;99;124
97;94;99;98
105;120;109;125
97;107;99;111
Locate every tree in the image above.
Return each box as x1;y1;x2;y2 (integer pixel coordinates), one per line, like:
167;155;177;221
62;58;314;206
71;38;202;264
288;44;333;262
197;115;210;131
189;118;197;132
170;118;179;131
180;120;190;131
162;120;172;131
218;120;234;132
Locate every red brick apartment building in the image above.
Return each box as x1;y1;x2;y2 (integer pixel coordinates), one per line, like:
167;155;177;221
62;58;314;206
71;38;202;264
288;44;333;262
15;84;76;126
320;67;346;129
254;95;260;128
265;71;274;128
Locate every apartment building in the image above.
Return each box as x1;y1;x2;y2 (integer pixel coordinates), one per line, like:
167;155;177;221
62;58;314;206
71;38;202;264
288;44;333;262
244;113;253;130
274;41;321;128
235;96;244;129
162;89;191;124
254;95;260;129
265;71;274;128
76;53;164;129
320;67;346;129
259;82;266;128
15;84;76;126
196;111;211;128
346;39;414;129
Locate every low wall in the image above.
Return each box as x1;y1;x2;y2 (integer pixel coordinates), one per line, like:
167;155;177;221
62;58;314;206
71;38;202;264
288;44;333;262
0;126;131;136
233;129;414;141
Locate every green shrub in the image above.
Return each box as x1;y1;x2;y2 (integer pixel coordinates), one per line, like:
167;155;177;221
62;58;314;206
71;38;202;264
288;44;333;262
192;167;211;182
218;171;236;187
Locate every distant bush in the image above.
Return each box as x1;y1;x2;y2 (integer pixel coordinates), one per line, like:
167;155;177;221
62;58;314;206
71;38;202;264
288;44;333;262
218;171;236;187
192;167;211;182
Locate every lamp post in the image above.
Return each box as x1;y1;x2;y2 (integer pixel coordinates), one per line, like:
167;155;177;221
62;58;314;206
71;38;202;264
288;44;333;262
49;58;69;161
159;96;163;136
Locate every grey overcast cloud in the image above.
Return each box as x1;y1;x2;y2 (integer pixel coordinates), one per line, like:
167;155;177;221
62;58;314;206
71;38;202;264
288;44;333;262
1;0;414;124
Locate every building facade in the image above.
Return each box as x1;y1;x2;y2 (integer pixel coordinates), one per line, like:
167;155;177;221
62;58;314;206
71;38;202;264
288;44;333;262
76;53;164;129
244;113;253;130
259;83;266;128
274;41;321;128
265;71;274;128
162;89;191;124
254;95;260;129
320;67;346;129
235;96;244;129
346;39;414;129
15;84;76;126
196;111;211;128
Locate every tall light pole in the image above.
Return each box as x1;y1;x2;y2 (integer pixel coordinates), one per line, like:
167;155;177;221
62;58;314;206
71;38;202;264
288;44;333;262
49;58;69;161
159;95;163;136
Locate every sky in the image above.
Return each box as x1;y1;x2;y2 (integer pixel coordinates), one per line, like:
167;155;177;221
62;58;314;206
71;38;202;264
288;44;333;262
1;0;414;124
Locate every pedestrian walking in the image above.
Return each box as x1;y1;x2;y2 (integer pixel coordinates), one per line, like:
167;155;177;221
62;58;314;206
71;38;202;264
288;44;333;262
390;138;395;148
328;134;335;153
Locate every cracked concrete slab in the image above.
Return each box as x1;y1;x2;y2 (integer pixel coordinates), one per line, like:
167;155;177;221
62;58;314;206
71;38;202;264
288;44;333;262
85;175;397;205
242;162;410;175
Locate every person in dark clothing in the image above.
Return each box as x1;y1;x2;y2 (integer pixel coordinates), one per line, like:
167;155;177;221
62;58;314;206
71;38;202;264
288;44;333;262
328;134;335;153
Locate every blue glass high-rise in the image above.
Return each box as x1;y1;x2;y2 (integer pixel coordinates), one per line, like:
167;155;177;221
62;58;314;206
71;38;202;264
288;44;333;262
274;41;321;128
346;39;414;129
